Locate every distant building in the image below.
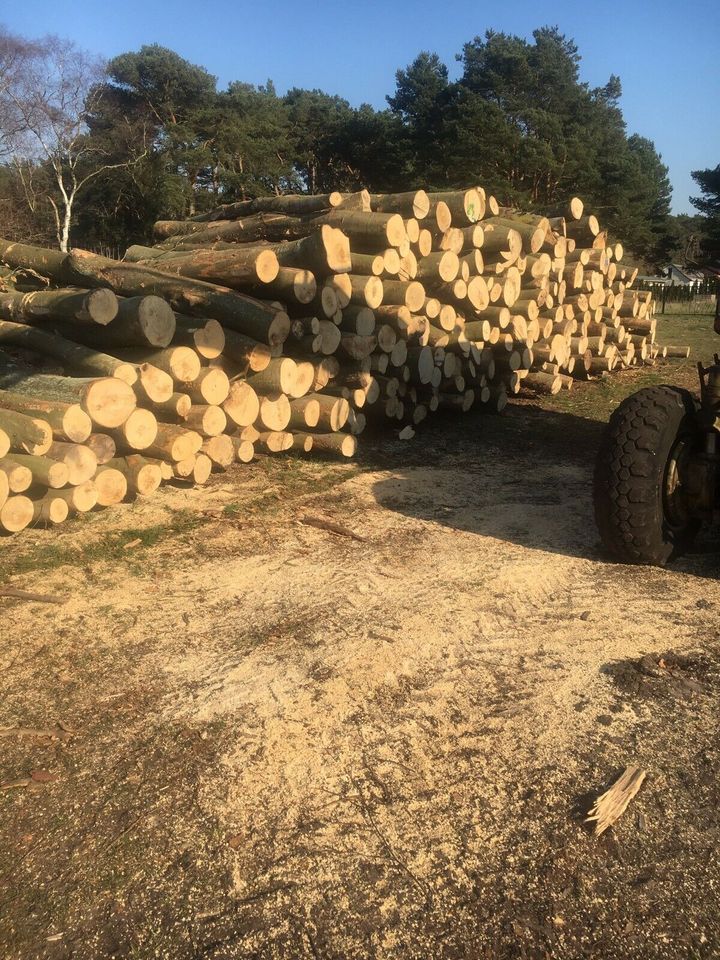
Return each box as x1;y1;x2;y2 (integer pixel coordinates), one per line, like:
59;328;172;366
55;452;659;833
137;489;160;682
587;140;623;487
664;264;705;286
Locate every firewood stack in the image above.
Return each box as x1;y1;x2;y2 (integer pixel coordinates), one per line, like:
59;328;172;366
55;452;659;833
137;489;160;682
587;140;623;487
0;187;681;534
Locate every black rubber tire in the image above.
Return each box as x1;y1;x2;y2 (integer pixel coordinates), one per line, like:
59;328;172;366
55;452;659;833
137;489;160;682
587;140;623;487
593;385;702;565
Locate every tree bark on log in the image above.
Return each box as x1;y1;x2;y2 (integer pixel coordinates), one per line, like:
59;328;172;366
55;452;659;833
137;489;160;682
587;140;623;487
139;246;280;288
0;320;138;383
66;250;290;347
219;328;271;373
0;239;69;282
9;453;69;488
85;433;117;464
31;493;69;525
0;288;118;326
0;409;53;455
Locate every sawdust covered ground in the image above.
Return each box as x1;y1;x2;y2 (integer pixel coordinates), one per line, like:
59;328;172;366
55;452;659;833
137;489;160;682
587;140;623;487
1;397;719;959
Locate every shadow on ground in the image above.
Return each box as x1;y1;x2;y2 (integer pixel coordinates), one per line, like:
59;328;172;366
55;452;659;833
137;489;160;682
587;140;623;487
366;404;720;577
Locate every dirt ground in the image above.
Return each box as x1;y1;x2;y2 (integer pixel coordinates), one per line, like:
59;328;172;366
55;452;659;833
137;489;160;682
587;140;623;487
1;381;720;959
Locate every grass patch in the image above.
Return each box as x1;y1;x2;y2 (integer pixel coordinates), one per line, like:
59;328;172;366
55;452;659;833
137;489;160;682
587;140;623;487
4;509;200;579
538;312;719;423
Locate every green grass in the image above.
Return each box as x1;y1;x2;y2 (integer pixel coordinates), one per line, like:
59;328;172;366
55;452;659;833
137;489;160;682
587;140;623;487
4;509;200;579
539;311;719;423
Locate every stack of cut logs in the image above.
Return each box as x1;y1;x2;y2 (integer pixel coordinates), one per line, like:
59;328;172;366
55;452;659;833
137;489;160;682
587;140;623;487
0;187;687;534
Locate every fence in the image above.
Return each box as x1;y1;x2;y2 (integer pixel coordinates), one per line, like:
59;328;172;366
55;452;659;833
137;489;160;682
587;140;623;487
634;277;719;314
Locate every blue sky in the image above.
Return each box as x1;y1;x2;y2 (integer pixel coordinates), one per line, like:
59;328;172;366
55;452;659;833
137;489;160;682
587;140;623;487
3;0;719;214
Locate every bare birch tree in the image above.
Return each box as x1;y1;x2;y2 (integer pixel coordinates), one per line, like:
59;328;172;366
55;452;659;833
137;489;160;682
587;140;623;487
1;30;143;250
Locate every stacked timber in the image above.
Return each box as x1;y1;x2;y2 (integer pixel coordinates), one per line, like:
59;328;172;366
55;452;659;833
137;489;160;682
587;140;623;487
0;187;683;535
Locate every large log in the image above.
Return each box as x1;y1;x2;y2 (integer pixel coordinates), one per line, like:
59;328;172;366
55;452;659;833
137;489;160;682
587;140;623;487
8;453;69;488
0;320;137;383
139;246;280;287
0;239;69;281
0;287;118;326
66;249;290;347
0;390;92;442
314;211;407;248
191;192;343;222
0;374;136;429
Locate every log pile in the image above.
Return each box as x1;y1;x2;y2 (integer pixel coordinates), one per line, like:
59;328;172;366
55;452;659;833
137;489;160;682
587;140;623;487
0;187;683;535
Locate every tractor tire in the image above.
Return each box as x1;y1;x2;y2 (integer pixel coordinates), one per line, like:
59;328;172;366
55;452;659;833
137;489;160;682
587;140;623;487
593;385;702;565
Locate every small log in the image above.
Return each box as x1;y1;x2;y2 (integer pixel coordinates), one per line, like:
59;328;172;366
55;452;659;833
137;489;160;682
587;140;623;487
52;480;98;513
220;381;259;429
6;454;68;489
148;393;192;421
111;408;158;451
243;267;317;304
117;346;201;383
221;329;272;373
0;391;92;443
229;437;255;463
174;454;212;484
32;494;69;525
142;246;280;288
293;432;356;458
246;357;298;395
144;424;202;462
0;287;118;326
185;404;227;437
0;495;34;532
46;441;97;485
256;393;291;432
0;410;53;456
173;317;225;359
185;368;230;406
0;457;32;492
201;435;235;468
315;211;406;248
288;397;320;429
105;456;162;496
85;433;117;464
369;191;430;220
93;467;128;506
380;280;425;312
257;431;293;453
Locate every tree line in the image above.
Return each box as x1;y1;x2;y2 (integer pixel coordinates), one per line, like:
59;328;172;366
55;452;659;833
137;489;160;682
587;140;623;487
0;23;718;268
